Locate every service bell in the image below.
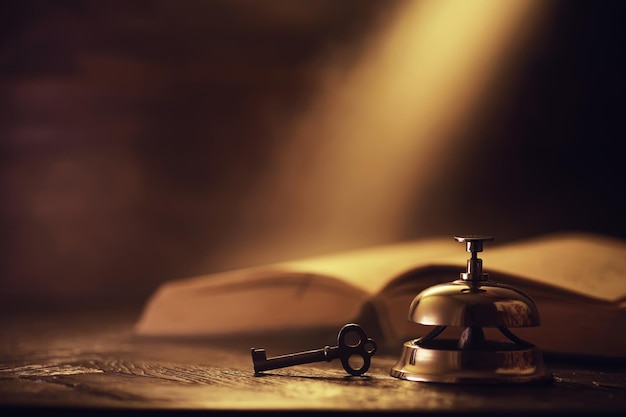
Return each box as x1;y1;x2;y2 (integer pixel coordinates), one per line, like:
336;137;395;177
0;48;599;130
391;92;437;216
390;235;552;384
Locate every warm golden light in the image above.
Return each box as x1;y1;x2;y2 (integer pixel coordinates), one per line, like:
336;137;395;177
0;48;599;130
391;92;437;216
222;0;549;266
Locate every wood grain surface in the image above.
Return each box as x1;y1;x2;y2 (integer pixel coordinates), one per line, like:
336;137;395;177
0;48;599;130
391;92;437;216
1;307;625;415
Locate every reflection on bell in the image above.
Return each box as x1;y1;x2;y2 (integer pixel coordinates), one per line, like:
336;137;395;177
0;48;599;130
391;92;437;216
390;236;552;384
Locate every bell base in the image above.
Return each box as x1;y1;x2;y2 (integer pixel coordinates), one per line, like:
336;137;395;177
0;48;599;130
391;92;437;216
390;338;552;384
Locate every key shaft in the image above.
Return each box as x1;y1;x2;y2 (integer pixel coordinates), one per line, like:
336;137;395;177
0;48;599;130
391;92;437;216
251;345;338;373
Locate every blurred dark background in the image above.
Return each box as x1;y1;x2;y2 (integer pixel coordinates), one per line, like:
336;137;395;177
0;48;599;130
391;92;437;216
1;0;624;311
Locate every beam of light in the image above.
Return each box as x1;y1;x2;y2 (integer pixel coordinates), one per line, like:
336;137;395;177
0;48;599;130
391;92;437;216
226;0;549;267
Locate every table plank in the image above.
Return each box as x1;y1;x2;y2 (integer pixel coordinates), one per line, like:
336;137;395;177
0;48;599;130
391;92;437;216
1;308;625;414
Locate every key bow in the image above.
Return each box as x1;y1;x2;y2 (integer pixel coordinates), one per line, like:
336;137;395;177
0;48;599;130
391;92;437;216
335;323;378;376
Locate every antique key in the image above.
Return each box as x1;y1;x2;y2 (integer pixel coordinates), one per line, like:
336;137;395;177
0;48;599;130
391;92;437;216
251;323;377;376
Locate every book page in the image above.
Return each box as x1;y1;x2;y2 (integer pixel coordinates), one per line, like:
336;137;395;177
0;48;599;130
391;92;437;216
279;237;459;294
156;237;456;295
135;271;371;336
135;231;626;338
135;238;459;336
282;232;626;302
465;232;626;302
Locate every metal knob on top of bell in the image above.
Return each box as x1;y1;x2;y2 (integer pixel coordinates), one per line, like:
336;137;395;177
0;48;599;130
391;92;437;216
390;236;552;384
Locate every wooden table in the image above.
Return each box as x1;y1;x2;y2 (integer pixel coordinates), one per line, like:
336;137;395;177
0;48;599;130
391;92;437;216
1;306;625;415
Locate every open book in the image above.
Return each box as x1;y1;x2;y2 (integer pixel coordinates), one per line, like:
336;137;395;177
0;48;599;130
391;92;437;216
134;232;626;359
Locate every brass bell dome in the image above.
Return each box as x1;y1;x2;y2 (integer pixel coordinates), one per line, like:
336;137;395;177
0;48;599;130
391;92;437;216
390;236;552;384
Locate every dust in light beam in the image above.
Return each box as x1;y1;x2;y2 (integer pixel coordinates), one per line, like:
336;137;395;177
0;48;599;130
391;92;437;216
235;0;548;265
